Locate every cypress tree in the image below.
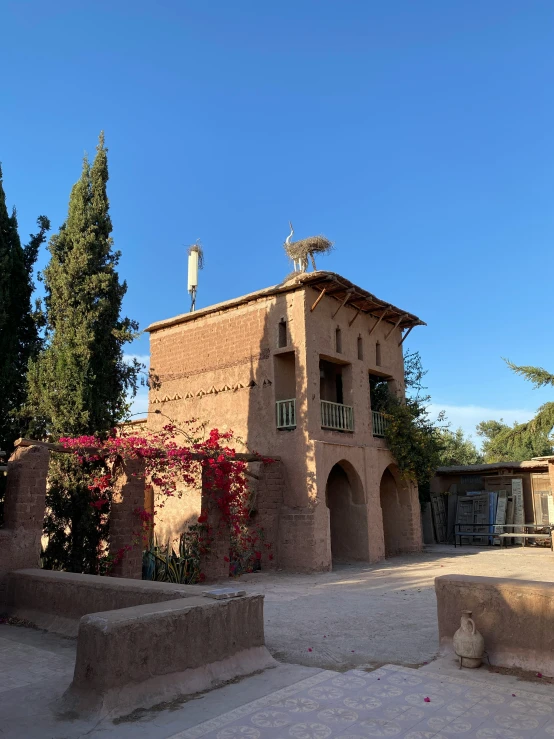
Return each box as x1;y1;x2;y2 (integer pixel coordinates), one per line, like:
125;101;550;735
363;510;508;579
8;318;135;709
27;133;141;572
27;132;140;437
0;165;50;453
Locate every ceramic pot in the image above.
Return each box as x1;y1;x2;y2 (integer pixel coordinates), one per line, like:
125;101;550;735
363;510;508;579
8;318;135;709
452;610;484;668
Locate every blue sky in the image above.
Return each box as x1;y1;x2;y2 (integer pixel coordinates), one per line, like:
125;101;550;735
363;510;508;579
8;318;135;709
3;1;553;440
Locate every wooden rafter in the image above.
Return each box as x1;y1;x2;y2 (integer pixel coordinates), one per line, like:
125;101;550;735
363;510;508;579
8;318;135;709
13;438;280;462
310;287;327;312
331;288;354;319
348;306;362;327
368;306;391;336
398;325;415;346
385;313;408;340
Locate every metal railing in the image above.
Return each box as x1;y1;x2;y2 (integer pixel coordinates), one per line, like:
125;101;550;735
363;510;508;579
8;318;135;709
372;410;388;437
321;400;354;432
276;399;296;429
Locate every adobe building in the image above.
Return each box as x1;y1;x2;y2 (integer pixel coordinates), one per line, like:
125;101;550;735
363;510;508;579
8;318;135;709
145;270;426;572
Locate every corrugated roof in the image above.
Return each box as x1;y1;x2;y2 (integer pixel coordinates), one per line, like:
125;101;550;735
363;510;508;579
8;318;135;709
436;460;549;475
145;271;426;333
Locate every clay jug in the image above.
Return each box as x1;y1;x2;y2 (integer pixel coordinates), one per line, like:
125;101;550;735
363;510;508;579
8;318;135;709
452;610;484;668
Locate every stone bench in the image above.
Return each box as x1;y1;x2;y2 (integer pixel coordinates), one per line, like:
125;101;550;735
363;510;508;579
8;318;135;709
435;574;554;676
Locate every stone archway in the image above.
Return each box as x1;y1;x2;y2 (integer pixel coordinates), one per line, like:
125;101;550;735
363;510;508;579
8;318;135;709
325;461;369;563
379;465;412;557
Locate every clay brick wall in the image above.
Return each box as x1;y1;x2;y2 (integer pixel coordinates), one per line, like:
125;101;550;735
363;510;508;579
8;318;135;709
0;445;50;596
109;457;146;580
147;292;306;449
245;460;286;570
154;483;201;546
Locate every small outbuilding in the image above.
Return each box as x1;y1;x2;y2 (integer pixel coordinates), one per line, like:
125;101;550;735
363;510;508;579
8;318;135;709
426;458;554;545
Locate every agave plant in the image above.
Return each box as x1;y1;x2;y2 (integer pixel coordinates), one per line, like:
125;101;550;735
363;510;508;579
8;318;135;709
142;531;201;585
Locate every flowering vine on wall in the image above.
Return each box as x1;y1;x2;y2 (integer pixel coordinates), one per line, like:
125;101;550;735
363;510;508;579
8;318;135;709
57;421;273;581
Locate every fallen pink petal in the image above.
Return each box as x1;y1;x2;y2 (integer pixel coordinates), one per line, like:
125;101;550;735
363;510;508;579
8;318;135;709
424;697;431;703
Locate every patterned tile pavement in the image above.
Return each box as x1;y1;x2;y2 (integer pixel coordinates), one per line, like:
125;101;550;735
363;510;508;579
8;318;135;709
170;664;554;739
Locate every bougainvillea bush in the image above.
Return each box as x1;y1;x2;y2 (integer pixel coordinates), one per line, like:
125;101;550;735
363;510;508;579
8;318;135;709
42;421;268;581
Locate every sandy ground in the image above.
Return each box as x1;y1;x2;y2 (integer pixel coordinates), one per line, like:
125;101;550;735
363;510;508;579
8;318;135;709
237;545;554;670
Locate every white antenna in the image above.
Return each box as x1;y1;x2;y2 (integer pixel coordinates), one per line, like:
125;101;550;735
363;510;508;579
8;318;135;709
187;241;204;312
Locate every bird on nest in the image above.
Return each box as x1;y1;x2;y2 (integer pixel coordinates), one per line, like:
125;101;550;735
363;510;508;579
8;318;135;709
284;222;333;273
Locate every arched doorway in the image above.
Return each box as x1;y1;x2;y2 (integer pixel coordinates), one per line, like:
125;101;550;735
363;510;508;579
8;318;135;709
325;461;368;563
379;465;412;557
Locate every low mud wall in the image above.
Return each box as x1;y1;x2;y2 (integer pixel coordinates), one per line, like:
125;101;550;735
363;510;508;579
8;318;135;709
3;569;200;636
436;574;554;676
62;593;273;716
4;569;273;717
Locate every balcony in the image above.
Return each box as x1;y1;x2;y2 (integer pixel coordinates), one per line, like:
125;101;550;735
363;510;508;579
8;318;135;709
276;399;296;429
321;400;354;432
372;411;389;438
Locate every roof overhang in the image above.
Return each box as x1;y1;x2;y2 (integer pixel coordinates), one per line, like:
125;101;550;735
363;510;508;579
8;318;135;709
145;270;425;334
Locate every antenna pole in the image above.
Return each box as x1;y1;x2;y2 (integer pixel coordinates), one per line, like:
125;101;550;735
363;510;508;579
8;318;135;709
187;241;202;313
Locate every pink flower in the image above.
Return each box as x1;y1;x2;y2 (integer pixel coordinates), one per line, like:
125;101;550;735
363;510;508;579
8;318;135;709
537;672;543;678
424;697;431;703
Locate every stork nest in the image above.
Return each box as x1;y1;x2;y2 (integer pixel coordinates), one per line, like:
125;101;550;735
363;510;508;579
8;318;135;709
284;235;334;261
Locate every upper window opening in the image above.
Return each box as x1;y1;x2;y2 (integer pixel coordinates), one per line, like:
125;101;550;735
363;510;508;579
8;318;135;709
278;319;287;348
357;335;363;360
376;341;382;366
335;327;342;354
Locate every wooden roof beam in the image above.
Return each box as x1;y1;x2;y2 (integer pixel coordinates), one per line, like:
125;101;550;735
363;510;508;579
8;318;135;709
385;313;408;340
348;305;363;327
368;306;391;336
398;325;415;346
14;438;280;462
310;287;327;312
332;288;354;319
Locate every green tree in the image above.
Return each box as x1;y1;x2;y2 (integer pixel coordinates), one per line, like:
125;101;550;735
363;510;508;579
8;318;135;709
27;133;141;572
27;133;141;437
0;166;50;453
436;427;483;466
476;417;552;463
0;166;49;525
372;351;444;503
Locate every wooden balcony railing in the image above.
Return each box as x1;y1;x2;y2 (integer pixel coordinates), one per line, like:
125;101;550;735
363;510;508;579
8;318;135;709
321;400;354;432
372;410;389;437
276;399;296;429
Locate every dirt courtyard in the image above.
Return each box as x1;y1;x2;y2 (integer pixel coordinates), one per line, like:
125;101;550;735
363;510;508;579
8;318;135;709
237;545;554;671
